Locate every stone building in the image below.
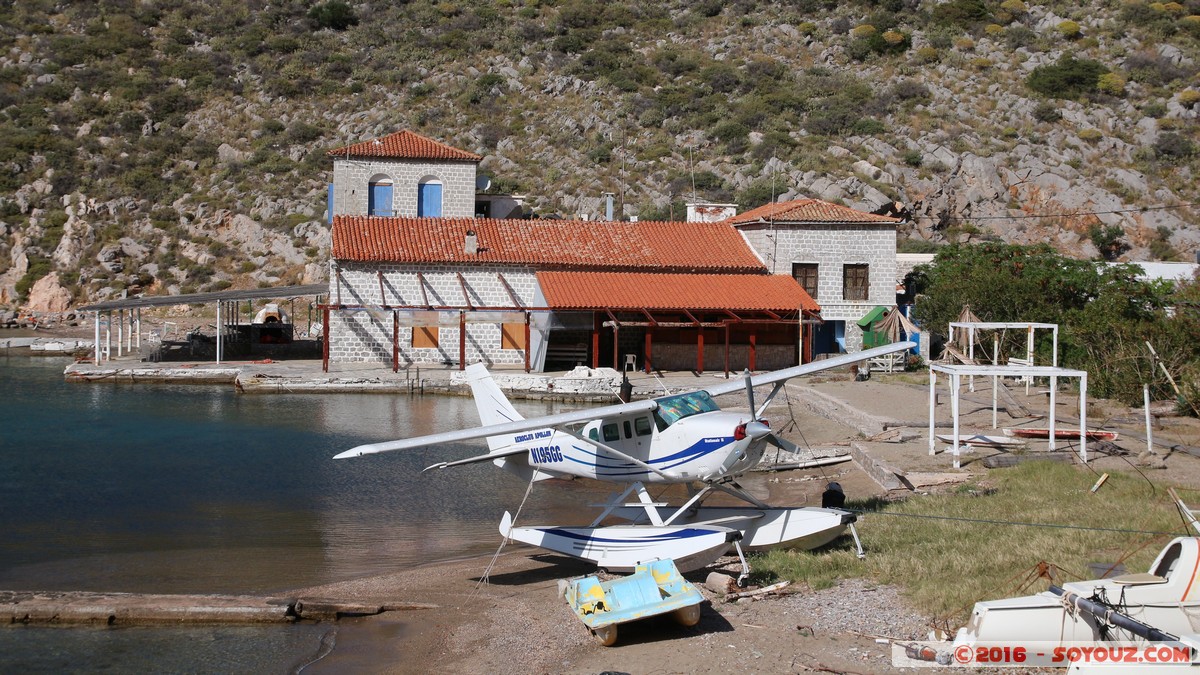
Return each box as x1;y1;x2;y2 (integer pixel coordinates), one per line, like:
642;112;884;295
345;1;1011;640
728;200;903;355
327;130;482;219
326;215;818;372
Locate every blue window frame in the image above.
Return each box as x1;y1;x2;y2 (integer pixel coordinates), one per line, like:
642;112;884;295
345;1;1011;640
368;182;393;216
418;182;442;218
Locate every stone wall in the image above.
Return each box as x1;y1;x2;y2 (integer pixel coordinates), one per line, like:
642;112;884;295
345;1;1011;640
331;158;477;218
740;223;897;353
327;262;547;368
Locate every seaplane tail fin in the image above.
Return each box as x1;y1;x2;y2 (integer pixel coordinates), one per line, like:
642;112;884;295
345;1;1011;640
465;363;557;482
465;363;525;451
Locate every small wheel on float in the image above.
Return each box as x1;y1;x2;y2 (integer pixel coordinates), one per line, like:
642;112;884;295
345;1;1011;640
592;624;618;646
672;604;701;627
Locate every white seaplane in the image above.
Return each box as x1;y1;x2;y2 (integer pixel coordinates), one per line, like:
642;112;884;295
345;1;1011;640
335;341;915;582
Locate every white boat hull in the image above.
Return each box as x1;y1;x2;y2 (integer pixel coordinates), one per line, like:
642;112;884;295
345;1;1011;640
499;512;736;573
955;538;1200;649
607;506;855;552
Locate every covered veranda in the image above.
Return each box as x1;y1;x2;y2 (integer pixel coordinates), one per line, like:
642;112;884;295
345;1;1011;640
79;284;328;365
537;271;821;374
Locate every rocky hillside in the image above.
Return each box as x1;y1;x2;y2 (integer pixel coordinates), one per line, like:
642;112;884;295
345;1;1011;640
3;0;1200;315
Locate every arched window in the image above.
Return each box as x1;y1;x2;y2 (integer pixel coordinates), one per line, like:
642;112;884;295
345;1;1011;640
368;174;394;216
418;176;443;218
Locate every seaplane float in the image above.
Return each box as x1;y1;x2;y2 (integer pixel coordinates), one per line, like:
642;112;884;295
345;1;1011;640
335;342;915;583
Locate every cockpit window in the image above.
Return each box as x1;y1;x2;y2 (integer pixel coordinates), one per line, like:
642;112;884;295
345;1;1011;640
653;391;720;429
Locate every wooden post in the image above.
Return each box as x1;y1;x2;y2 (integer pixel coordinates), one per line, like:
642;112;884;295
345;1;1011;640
322;307;330;372
749;331;758;371
392;310;399;373
644;330;652;374
523;312;530;373
591;312;600;369
117;309;123;357
723;324;730;377
611;324;619;370
93;311;101;365
697;327;704;374
459;311;466;371
1080;373;1088;463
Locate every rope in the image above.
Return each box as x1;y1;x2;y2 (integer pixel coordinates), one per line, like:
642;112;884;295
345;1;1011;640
846;508;1185;536
473;471;538;594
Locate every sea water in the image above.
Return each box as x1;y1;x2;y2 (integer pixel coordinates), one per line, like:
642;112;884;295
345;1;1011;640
0;355;603;671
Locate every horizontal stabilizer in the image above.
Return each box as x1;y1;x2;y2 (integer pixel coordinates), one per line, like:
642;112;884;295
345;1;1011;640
423;445;528;472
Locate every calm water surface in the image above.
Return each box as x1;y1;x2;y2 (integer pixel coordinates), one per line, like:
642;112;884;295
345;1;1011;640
0;354;608;671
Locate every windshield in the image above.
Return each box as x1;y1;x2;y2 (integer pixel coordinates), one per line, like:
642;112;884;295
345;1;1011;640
653;391;720;428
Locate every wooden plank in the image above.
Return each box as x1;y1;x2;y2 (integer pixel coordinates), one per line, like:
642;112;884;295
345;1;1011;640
995;380;1031;417
982;453;1074;468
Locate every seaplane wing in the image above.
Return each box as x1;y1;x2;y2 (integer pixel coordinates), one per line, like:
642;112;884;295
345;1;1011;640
333;398;659;459
702;341;916;398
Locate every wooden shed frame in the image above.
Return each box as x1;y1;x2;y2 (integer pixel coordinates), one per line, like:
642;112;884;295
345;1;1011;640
928;363;1089;469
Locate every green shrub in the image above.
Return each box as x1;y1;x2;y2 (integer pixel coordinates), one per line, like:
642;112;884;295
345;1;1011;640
1098;72;1126;96
902;149;923;166
1033;101;1062;122
1153;131;1196;160
1057;20;1082;39
931;0;991;28
308;1;359;31
1026;54;1108;99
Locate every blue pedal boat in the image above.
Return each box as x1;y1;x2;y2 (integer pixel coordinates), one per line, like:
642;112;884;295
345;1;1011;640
563;558;704;646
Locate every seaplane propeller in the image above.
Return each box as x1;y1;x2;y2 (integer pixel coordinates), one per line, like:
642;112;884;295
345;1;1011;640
336;341;916;580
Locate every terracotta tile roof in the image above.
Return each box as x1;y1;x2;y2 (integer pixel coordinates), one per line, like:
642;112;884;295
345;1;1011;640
537;271;819;312
327;130;482;162
332;217;767;272
727;199;901;225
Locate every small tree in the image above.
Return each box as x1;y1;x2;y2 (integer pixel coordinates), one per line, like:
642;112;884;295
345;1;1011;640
1088;223;1128;261
1057;20;1082;39
1026;54;1108;99
1098;72;1127;96
308;1;359;31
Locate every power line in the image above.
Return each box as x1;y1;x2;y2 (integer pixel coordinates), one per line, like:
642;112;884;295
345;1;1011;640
912;202;1199;223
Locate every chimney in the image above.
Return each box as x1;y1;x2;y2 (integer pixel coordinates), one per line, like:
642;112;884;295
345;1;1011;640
464;229;477;255
603;192;615;221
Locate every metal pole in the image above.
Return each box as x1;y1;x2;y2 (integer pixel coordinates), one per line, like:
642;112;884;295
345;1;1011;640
928;368;937;456
951;372;961;469
1048;375;1057;451
1026;325;1035;394
93;311;101;365
135;308;141;351
116;309;123;357
105;311;111;360
1080;373;1088;463
216;301;222;364
967;326;975;392
992;335;999;429
1145;384;1154;458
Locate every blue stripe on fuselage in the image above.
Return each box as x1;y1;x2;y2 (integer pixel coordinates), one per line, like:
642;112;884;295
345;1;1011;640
558;437;734;476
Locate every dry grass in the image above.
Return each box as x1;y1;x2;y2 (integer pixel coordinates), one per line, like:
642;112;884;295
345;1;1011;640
754;461;1186;624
